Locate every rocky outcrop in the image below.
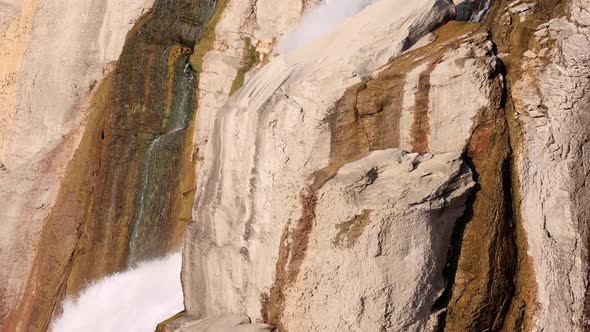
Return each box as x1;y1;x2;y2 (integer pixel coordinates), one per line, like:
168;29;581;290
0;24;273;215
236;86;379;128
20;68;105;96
158;314;274;332
170;0;512;330
485;0;590;330
2;0;590;331
0;0;154;329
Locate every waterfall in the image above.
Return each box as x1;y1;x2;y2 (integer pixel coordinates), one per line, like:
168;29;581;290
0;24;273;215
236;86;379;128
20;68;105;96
50;253;183;332
471;0;494;22
279;0;376;53
126;57;196;266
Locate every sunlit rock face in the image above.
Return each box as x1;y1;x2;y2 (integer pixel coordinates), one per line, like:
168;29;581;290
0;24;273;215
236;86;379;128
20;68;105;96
0;0;155;329
486;0;590;330
2;0;239;326
2;0;590;331
173;0;508;330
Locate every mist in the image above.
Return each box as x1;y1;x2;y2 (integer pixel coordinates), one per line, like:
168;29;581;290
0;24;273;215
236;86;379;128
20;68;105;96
279;0;376;53
50;253;183;332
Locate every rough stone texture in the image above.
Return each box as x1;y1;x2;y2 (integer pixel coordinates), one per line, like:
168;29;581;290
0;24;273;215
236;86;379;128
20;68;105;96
267;149;474;331
454;0;495;21
486;0;590;330
193;0;305;168
2;0;590;331
176;0;512;330
0;0;307;330
0;0;153;329
158;313;274;332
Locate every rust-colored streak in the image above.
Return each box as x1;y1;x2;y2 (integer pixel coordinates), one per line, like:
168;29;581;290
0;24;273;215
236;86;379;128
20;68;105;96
334;210;373;248
263;163;344;331
3;73;112;332
410;62;436;154
4;1;217;330
260;21;512;331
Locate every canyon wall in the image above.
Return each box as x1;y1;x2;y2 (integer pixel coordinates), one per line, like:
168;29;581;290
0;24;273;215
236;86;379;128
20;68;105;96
487;0;590;330
172;0;506;330
1;0;219;329
169;0;590;331
1;0;590;331
0;0;156;329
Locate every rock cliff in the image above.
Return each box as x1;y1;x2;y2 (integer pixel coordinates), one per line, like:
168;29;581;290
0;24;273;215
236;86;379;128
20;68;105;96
1;0;590;331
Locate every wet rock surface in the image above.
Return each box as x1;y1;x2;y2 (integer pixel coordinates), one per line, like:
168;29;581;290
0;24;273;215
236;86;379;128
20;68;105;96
2;0;590;331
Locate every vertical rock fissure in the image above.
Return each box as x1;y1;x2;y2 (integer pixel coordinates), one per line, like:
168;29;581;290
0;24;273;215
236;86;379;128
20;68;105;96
438;0;578;329
438;74;519;331
410;62;437;154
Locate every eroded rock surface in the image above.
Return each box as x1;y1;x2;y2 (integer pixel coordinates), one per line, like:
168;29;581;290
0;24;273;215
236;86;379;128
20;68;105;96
175;1;509;330
158;314;273;332
486;0;590;330
2;0;590;331
0;0;154;329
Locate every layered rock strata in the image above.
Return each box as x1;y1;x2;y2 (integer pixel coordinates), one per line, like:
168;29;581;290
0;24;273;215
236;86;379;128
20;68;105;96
485;0;590;330
172;1;512;330
0;0;226;329
0;0;155;329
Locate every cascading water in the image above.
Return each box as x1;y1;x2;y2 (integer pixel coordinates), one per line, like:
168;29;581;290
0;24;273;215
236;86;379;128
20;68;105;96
126;58;196;266
456;0;495;22
50;253;183;332
470;0;494;22
52;0;391;330
279;0;376;52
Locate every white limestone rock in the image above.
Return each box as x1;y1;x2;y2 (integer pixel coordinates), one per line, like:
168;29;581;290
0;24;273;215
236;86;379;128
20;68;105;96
164;314;273;332
511;0;590;329
194;0;305;164
180;0;478;331
280;150;474;331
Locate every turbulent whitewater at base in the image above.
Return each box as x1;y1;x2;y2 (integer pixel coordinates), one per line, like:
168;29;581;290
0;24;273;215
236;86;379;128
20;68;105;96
50;253;183;332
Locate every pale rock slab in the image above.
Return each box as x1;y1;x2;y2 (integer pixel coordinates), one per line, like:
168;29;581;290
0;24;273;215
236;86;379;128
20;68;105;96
510;0;590;330
162;314;273;332
282;149;474;331
399;31;498;154
181;0;470;331
194;0;304;163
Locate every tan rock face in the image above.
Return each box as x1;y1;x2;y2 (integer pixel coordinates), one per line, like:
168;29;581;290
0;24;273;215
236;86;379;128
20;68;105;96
0;0;153;329
487;0;590;330
158;313;274;332
175;0;511;330
2;0;590;331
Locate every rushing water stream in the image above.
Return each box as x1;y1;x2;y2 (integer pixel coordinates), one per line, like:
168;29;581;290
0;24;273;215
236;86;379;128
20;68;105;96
126;58;196;266
471;0;495;22
52;253;183;332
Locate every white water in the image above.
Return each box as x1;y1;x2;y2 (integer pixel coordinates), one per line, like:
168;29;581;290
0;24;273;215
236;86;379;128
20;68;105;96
50;253;183;332
279;0;375;52
127;127;185;265
471;0;494;22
